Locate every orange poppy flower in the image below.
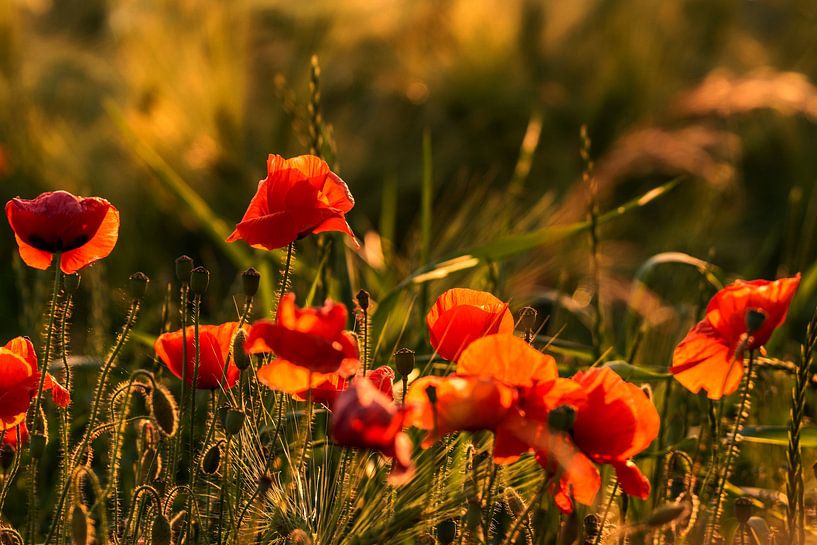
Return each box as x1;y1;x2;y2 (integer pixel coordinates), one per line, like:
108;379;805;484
155;323;246;390
246;293;359;375
2;422;28;449
331;378;414;485
671;275;800;399
405;375;518;446
426;289;515;362
226;154;359;251
5;191;119;274
0;337;70;432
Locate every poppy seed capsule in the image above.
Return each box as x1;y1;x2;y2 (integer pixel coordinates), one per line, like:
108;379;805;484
224;409;246;436
436;519;457;544
356;289;370;311
62;273;81;295
393;347;415;378
149;385;179;438
151;514;172;545
29;432;46;459
201;443;221;475
232;329;251;371
548;405;577;433
175;255;193;284
257;473;273;495
128;272;150;301
190;266;210;296
745;308;767;335
518;306;537;332
242;267;261;297
734;497;753;524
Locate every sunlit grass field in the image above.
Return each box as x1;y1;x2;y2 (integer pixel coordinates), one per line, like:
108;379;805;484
4;1;817;544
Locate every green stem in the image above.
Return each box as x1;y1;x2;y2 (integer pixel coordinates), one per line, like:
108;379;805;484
276;242;294;319
170;283;189;483
25;259;62;545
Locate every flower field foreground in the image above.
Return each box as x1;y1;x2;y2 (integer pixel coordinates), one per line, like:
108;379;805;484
1;128;816;545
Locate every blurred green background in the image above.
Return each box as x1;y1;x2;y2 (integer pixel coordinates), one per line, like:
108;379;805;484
3;0;817;364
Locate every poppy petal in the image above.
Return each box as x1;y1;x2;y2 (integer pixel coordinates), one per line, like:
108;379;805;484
671;319;742;399
457;334;558;387
613;460;650;499
12;234;53;270
59;206;120;274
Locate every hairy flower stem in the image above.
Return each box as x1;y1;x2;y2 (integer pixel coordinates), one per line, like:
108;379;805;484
276;242;295;319
170;283;189;482
501;476;549;545
297;375;314;476
43;298;142;545
705;350;756;545
56;291;74;545
787;314;816;545
25;259;62;545
217;435;233;545
594;480;620;545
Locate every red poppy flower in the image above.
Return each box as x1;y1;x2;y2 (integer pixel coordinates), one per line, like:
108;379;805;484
2;422;28;449
671;275;800;399
246;293;359;375
226;154;359;251
155;323;246;390
331;378;414;485
503;367;658;513
5;191;120;274
426;289;515;361
0;336;70;431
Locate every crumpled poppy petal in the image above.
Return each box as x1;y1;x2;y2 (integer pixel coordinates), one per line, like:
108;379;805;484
457;334;558;387
613;459;651;499
671;319;741;399
43;373;71;408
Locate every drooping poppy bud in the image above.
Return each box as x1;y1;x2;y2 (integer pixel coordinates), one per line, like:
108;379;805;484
223;409;246;436
149;384;179;438
151;514;172;545
232;329;252;371
201;443;222;475
356;289;370;311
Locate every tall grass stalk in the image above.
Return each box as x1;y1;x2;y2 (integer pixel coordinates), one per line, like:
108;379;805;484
580;126;604;361
786;312;816;545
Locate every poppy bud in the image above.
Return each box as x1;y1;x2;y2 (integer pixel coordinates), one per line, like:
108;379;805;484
583;513;601;541
242;267;261;298
175;255;194;284
71;505;91;545
190;266;210;296
149;385;179;438
233;329;251;371
1;444;14;470
393;348;415;378
425;384;437;404
745;309;767;335
223;408;246;436
356;289;370;311
548;405;577;433
201;443;221;475
734;497;753;524
151;514;172;545
128;272;150;301
29;433;46;459
63;273;81;295
288;529;312;545
436;518;457;544
518;306;537;332
643;503;688;529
